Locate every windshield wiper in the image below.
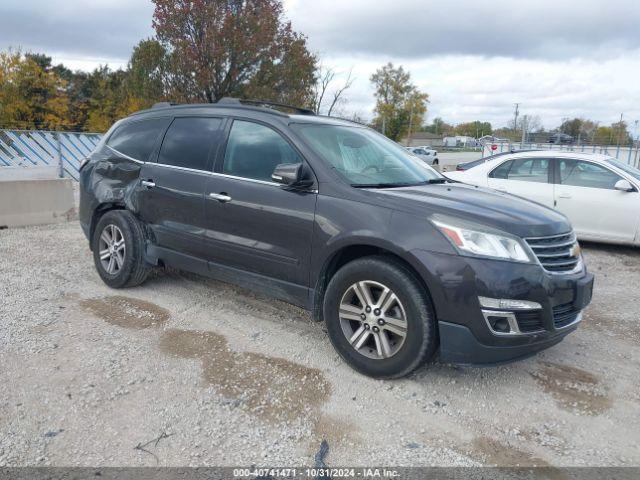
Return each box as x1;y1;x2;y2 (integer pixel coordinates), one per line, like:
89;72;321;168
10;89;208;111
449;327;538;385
352;179;448;188
352;182;422;189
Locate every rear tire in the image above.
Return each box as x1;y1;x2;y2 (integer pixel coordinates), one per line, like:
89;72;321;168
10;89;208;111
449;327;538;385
92;210;151;288
323;256;438;379
433;159;439;165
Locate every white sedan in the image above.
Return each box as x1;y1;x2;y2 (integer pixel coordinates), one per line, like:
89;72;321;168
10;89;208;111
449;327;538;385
445;151;640;246
406;146;439;165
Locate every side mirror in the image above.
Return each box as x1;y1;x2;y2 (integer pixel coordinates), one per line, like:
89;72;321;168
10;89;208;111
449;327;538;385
614;179;635;192
272;163;314;189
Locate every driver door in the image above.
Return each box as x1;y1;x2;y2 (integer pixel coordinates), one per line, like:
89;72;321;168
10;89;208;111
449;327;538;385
487;157;555;208
203;119;317;289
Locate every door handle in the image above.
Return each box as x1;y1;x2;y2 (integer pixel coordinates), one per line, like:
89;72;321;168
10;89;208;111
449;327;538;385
141;180;156;188
558;193;572;199
209;192;232;203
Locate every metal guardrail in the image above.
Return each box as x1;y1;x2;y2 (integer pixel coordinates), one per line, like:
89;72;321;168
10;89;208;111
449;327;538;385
0;130;102;181
481;141;640;167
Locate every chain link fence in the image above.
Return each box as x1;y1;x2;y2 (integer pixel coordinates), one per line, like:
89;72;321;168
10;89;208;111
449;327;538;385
0;130;102;181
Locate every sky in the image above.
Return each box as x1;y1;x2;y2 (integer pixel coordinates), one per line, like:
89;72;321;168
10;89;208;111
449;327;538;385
1;0;640;131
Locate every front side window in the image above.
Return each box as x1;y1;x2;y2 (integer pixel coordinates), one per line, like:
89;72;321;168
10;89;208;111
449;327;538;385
157;117;222;171
223;121;302;182
291;124;442;186
107;118;169;161
559;159;622;189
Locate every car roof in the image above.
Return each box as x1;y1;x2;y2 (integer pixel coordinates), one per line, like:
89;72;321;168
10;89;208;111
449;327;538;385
126;102;361;128
482;150;615;163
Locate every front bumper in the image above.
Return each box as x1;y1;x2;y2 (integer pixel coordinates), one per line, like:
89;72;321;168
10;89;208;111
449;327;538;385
410;249;594;365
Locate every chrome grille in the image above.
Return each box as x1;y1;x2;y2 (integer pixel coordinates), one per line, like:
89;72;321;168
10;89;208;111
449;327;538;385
525;232;581;273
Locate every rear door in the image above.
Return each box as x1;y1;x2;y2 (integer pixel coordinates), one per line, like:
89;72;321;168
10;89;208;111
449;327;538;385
487;157;554;208
138;116;225;259
553;158;639;242
203;119;317;288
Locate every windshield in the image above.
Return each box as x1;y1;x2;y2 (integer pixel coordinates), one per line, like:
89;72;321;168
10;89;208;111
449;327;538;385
292;124;443;187
607;158;640;181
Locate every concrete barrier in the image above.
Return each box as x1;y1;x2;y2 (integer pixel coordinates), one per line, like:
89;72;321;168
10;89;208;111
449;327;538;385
0;179;75;228
0;166;59;182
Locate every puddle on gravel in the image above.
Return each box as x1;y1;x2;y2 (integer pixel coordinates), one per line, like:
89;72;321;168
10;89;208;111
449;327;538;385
159;329;331;424
471;437;553;468
530;361;611;415
80;296;169;330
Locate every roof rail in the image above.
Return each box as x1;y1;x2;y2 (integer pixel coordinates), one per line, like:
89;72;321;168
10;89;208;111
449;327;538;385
217;97;316;116
152;102;178;109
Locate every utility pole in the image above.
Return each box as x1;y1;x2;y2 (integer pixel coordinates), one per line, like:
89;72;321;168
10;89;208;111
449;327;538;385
513;103;520;134
407;108;414;145
616;113;624;147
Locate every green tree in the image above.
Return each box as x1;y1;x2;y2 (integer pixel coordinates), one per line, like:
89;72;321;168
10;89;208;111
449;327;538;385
126;39;168;107
370;63;428;141
454;121;492;137
422;117;453;135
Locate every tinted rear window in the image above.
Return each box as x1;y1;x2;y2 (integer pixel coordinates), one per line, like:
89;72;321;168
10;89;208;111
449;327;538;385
107;118;169;161
157;117;223;171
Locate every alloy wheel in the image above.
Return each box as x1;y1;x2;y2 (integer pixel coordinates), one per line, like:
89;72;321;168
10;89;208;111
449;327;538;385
339;280;408;359
98;224;126;275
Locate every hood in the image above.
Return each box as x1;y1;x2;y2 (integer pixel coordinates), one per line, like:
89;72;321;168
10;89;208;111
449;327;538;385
361;182;571;238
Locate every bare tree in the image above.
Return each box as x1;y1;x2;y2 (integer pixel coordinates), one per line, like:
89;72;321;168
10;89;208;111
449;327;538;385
327;69;354;116
311;66;336;114
312;66;355;115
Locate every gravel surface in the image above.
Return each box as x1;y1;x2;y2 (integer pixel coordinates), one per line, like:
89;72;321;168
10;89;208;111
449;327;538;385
1;222;639;467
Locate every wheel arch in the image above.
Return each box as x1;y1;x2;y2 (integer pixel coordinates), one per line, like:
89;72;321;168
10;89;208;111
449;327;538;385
89;203;127;250
312;242;436;322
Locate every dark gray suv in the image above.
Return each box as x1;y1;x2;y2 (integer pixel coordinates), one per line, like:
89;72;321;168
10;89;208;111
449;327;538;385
79;98;594;378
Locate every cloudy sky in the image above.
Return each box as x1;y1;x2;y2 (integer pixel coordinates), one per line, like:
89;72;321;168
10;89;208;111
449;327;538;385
1;0;640;131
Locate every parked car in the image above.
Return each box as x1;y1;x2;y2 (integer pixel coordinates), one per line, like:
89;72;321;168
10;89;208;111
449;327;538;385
406;146;439;165
456;150;542;171
549;133;574;144
79;98;593;379
446;151;640;246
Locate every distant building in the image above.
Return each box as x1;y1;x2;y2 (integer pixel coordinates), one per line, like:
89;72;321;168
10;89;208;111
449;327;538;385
443;135;480;148
402;132;444;147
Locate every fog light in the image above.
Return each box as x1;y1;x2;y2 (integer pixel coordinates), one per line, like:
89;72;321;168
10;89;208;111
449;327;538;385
481;310;521;335
487;315;511;333
479;296;542;310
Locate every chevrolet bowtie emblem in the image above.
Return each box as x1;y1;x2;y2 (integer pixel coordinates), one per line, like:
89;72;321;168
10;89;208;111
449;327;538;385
570;243;582;257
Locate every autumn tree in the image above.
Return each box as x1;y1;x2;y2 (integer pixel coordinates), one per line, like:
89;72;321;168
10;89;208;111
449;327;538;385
0;51;70;130
152;0;317;105
370;63;428;141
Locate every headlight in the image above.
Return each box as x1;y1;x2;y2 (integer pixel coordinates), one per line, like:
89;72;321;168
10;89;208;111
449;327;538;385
432;217;532;263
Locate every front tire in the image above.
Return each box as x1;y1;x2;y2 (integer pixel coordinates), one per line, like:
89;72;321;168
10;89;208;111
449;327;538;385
323;256;438;379
92;210;151;288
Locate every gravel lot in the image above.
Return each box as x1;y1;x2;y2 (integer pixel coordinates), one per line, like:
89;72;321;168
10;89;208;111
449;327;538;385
1;221;639;467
